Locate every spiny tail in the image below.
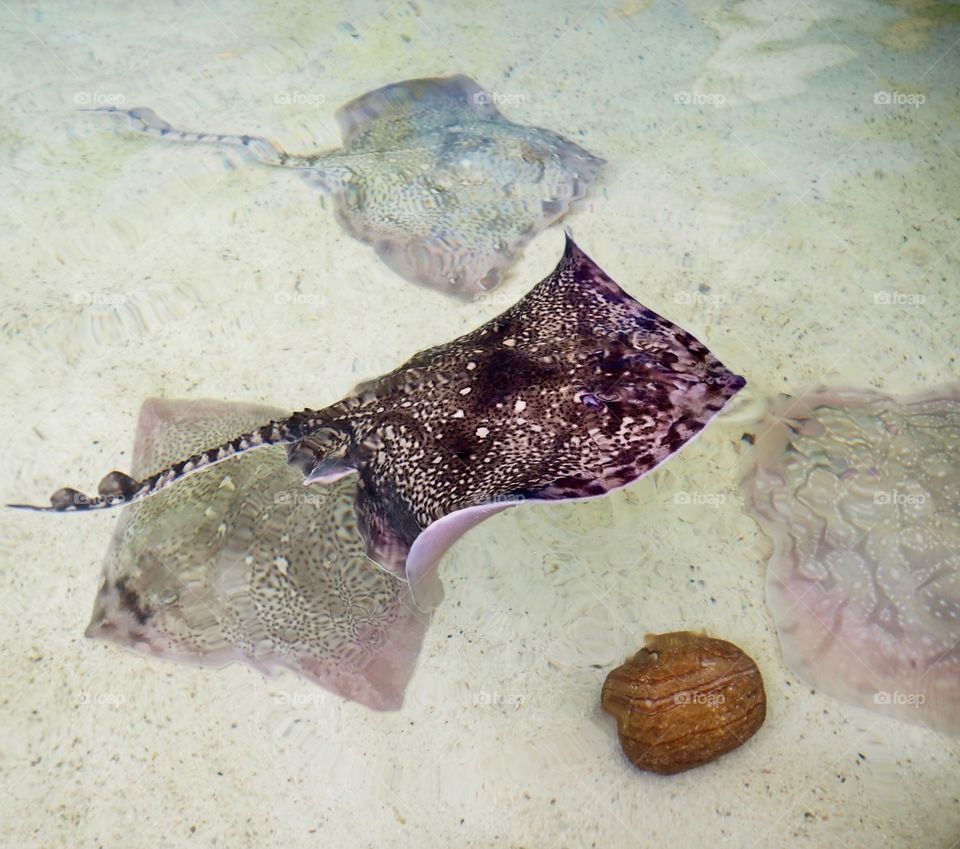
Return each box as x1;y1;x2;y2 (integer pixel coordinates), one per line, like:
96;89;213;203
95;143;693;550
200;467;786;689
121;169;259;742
8;409;325;514
87;106;321;169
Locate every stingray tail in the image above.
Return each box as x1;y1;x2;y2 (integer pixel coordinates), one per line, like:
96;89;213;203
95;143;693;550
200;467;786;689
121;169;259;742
8;409;327;514
88;106;323;169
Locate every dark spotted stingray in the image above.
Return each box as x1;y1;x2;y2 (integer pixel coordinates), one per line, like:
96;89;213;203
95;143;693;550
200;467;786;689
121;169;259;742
95;75;604;295
89;398;438;711
14;236;746;589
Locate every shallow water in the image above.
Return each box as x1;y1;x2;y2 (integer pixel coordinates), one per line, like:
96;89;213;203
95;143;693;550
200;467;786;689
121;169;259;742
2;1;959;847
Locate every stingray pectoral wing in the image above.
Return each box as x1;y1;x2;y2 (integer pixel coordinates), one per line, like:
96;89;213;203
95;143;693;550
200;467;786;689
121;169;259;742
330;75;605;295
353;477;417;579
377;366;742;586
332;235;745;581
351;473;524;590
335;75;504;148
403;501;521;590
367;167;605;294
87;398;439;712
539;373;747;500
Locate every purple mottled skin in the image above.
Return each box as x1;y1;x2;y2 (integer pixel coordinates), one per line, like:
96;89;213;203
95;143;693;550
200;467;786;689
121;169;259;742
14;236;745;586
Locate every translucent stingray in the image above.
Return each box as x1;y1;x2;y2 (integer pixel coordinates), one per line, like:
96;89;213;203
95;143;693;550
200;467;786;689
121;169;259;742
95;75;604;296
87;398;439;711
742;386;960;733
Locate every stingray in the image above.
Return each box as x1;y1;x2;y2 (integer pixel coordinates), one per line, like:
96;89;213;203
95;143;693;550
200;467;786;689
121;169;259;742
86;397;439;711
14;235;746;590
93;75;604;295
741;386;960;733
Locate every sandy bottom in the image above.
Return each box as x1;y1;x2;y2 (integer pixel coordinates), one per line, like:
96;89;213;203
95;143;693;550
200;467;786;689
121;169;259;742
1;1;958;847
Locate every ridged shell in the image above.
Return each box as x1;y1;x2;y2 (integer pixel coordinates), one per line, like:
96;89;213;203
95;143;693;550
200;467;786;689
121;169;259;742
601;631;766;775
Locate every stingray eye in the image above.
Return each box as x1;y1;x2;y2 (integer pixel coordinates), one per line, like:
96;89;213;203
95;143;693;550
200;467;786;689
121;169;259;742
597;390;621;403
579;392;604;410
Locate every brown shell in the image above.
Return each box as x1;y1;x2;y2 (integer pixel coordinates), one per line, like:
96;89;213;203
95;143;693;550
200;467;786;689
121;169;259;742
601;631;766;775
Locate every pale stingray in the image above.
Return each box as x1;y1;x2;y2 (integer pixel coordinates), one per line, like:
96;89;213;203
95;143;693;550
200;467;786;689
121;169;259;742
94;75;604;295
741;386;960;733
16;236;746;590
87;398;439;711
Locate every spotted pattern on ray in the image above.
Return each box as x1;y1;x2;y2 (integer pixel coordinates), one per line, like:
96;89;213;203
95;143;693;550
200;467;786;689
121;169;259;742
741;386;960;733
95;75;604;295
87;398;438;711
18;236;746;588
